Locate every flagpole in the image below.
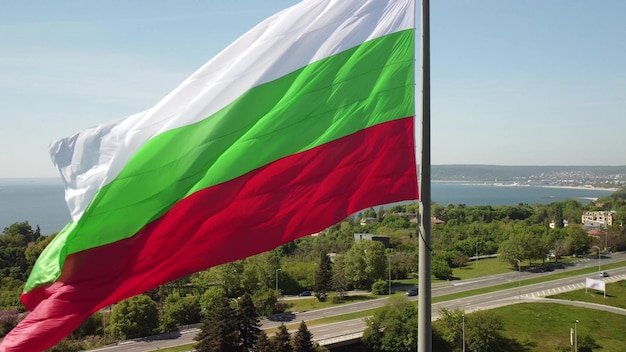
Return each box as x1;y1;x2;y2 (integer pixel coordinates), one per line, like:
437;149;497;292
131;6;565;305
417;0;432;351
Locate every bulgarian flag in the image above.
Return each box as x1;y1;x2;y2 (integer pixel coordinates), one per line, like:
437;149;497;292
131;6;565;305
1;0;417;350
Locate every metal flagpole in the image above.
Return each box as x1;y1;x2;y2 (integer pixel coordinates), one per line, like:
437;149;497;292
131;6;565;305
418;0;432;351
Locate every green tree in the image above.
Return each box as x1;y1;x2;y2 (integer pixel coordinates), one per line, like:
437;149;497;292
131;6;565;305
552;203;564;228
24;234;55;272
362;295;418;352
272;324;292;352
2;222;40;244
344;240;386;289
314;253;332;301
465;310;505;352
451;252;469;269
435;308;465;351
70;312;103;339
292;321;314;352
237;293;261;350
194;298;242;352
331;255;349;299
198;285;226;316
578;333;598;352
251;286;278;316
498;230;532;264
567;225;593;256
253;331;273;352
161;292;201;332
241;251;281;293
107;295;159;339
389;251;417;279
432;256;453;280
0;222;35;281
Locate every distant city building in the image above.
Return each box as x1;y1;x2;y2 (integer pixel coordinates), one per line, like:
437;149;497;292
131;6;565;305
353;233;391;248
582;211;614;229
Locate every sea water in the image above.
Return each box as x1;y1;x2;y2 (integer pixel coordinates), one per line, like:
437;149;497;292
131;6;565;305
0;179;616;236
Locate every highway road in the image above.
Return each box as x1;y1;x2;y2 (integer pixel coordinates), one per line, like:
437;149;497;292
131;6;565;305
90;253;626;352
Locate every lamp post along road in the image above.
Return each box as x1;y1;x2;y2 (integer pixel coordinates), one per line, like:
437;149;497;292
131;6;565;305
462;314;465;352
275;268;281;296
574;319;579;352
388;251;392;295
475;241;481;268
514;258;521;302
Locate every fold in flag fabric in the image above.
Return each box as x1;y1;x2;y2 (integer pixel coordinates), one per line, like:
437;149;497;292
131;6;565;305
0;0;417;350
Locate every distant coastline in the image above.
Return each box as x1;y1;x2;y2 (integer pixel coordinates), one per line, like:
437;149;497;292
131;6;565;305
490;182;620;192
433;180;621;193
529;184;620;192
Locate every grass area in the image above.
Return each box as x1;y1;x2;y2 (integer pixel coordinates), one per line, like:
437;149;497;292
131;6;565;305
450;256;581;281
492;303;626;351
395;256;577;284
451;256;517;280
548;279;626;309
434;260;626;303
284;294;377;312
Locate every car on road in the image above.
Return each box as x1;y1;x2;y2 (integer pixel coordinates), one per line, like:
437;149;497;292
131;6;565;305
599;271;609;277
406;287;418;296
299;290;312;296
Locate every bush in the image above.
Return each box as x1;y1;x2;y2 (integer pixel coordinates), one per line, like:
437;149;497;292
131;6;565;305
371;280;388;295
0;309;19;337
330;294;343;304
273;301;291;314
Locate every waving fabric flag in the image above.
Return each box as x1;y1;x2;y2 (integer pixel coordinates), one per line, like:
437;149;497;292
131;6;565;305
0;0;417;350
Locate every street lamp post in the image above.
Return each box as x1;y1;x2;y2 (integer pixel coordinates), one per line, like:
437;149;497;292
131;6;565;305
475;241;481;268
275;268;281;296
574;319;579;352
514;258;521;301
388;251;392;295
462;314;466;352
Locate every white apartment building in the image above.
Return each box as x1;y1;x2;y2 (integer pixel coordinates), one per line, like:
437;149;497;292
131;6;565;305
581;211;614;228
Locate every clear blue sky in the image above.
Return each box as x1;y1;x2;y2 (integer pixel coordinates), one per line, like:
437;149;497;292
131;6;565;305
1;0;625;178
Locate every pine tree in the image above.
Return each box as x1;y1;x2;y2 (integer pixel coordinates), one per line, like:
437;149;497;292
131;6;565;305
253;331;273;352
237;293;261;350
314;252;332;301
272;324;292;352
194;298;242;352
331;256;348;300
292;321;315;352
